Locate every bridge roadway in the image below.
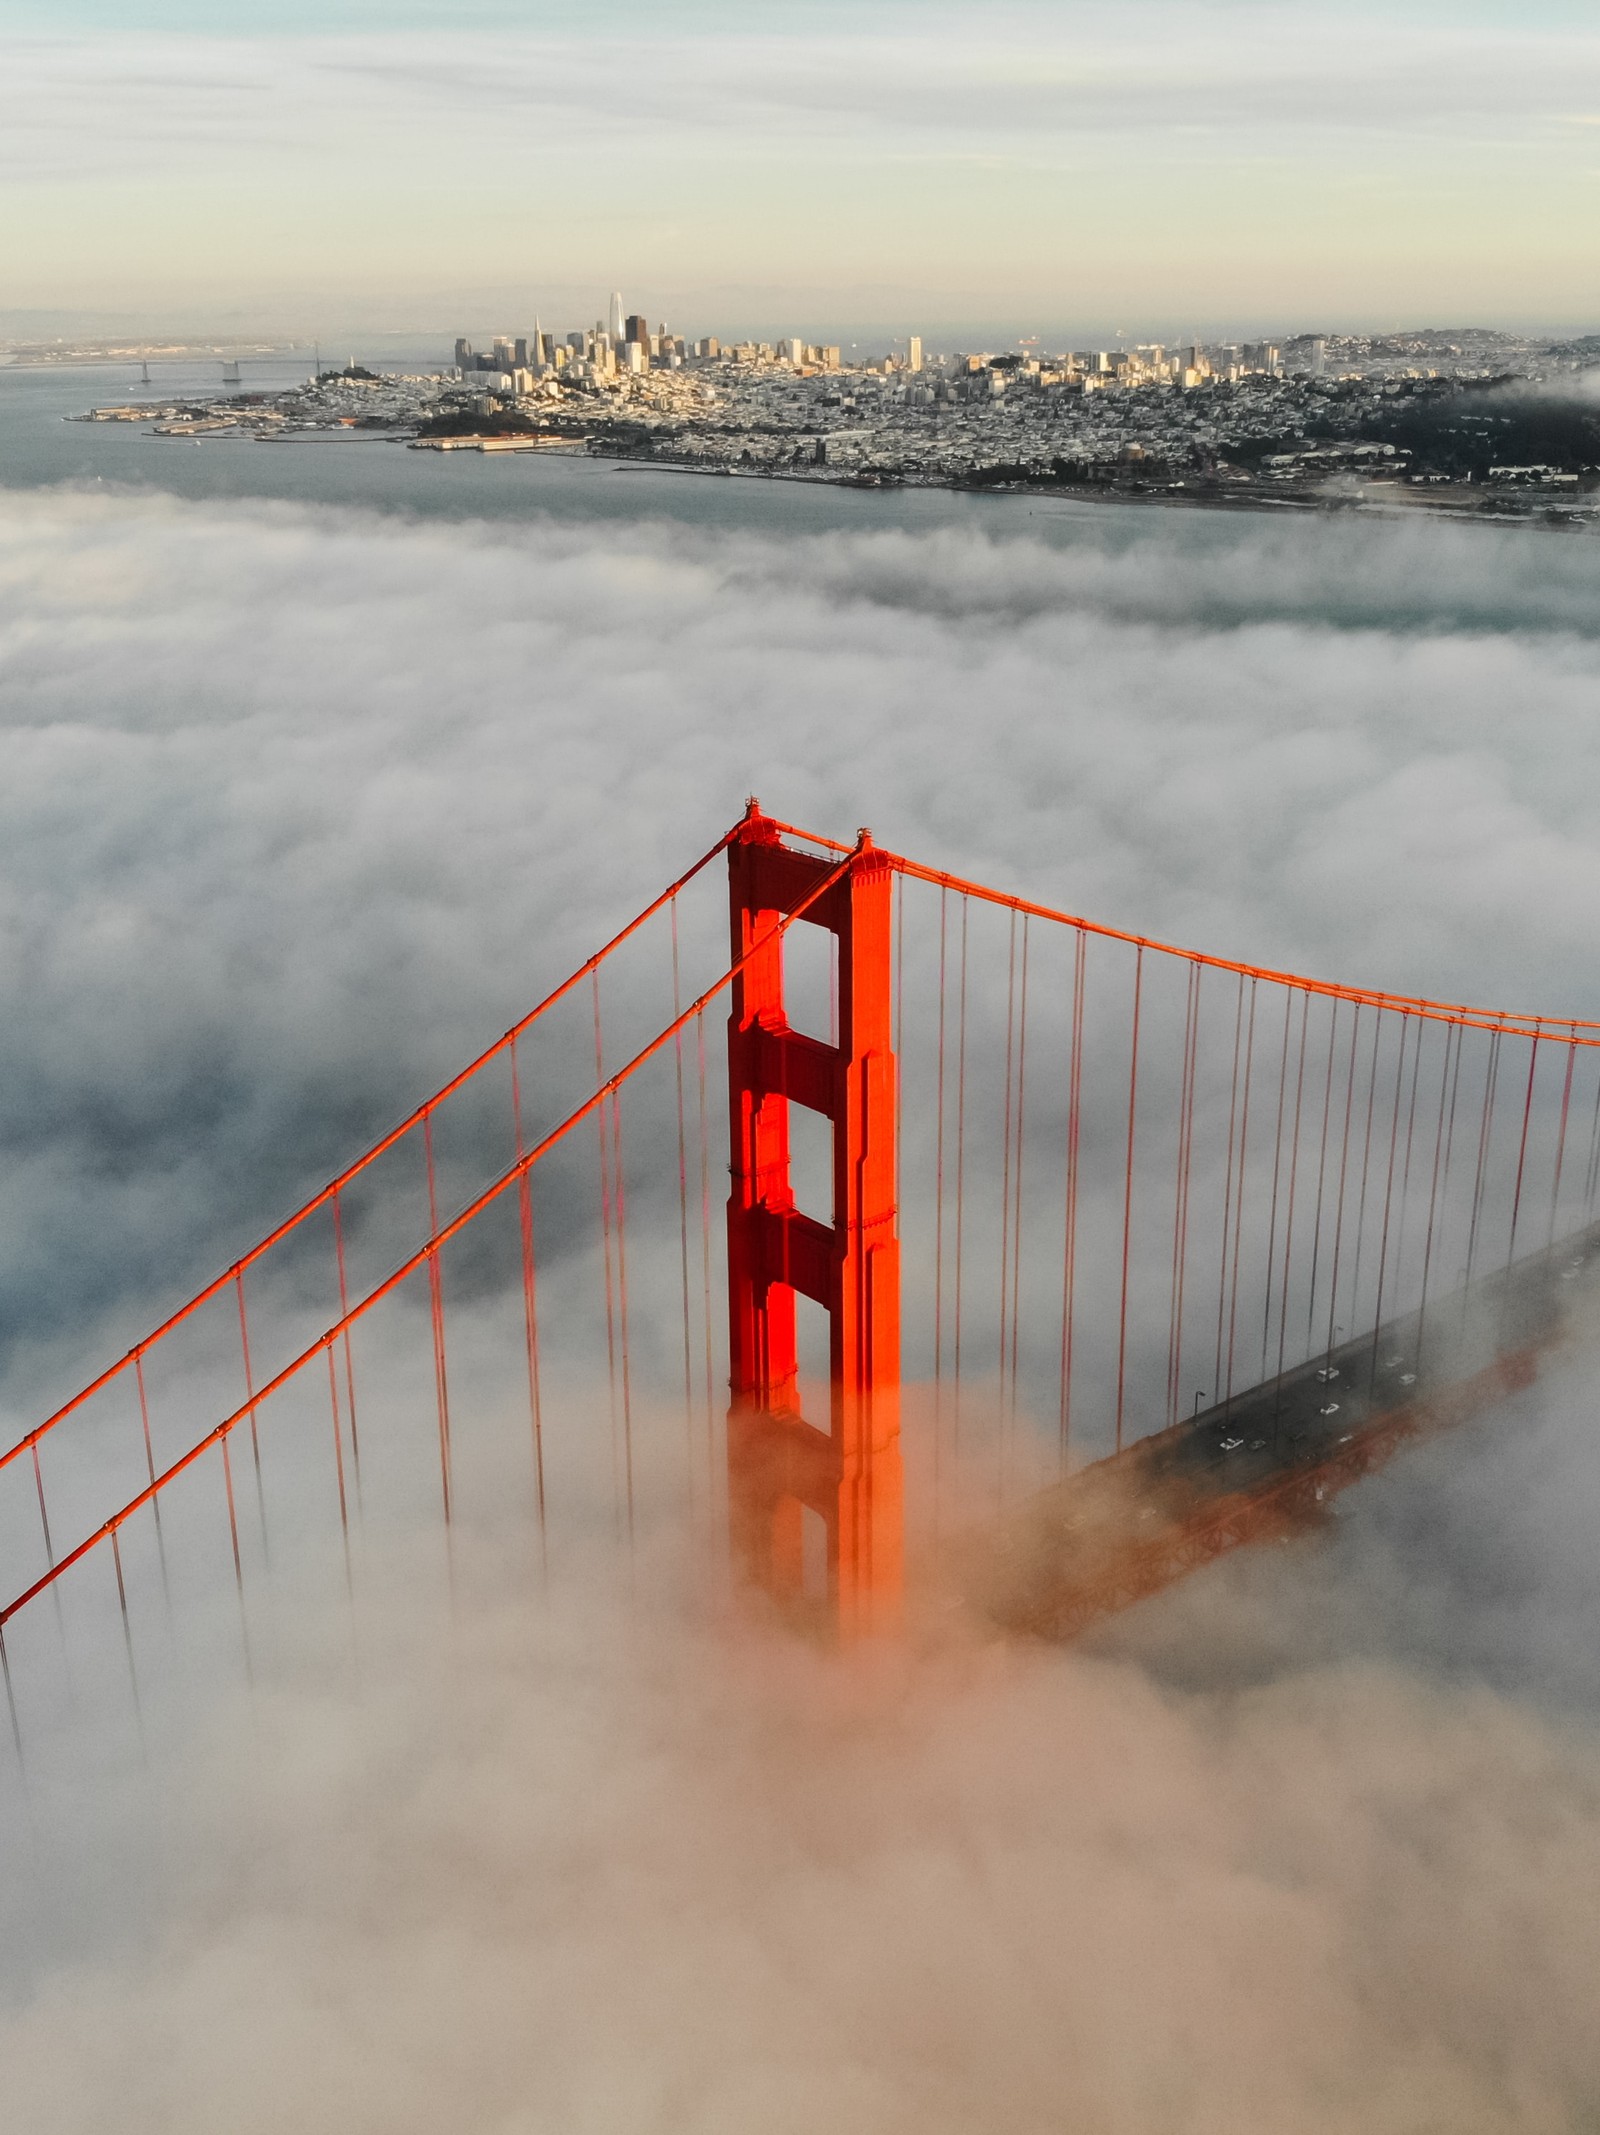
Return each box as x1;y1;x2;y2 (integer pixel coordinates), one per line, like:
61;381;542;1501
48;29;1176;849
972;1219;1600;1641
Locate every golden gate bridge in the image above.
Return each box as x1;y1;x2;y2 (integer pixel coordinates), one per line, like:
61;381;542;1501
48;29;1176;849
4;802;1599;1773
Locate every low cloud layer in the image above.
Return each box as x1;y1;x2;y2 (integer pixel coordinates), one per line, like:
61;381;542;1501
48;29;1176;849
9;1472;1600;2135
4;485;1600;1382
5;482;1600;2126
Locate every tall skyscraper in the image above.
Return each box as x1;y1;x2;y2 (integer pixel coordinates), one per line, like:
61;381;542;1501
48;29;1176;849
608;291;625;340
907;336;923;373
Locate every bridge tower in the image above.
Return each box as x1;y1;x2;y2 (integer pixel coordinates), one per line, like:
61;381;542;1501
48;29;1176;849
725;804;902;1637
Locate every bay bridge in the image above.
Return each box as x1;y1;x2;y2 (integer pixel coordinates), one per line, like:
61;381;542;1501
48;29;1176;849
4;802;1598;1779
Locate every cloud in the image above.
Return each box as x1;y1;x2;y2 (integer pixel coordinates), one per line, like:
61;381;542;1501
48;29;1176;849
7;1484;1600;2134
4;481;1600;2125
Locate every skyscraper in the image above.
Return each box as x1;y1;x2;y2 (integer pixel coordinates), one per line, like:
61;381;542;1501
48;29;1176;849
608;291;625;340
907;336;923;373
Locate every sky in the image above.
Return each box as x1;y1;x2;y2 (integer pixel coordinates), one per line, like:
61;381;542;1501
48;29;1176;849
5;486;1600;2124
2;0;1598;337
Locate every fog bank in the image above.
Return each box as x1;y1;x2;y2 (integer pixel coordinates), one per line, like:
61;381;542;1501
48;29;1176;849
5;483;1600;2128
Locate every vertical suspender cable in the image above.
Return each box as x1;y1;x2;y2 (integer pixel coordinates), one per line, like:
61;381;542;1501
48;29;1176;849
1391;1010;1426;1318
671;904;695;1507
110;1529;144;1758
235;1271;270;1556
1464;1030;1502;1292
332;1188;362;1513
1367;1014;1412;1387
1058;927;1086;1465
1166;960;1201;1427
325;1343;353;1601
1213;973;1247;1403
1304;997;1341;1358
218;1435;253;1686
1417;1020;1460;1353
1582;1056;1600;1218
510;1032;547;1569
953;897;970;1443
696;1008;716;1481
1548;1029;1578;1248
592;971;622;1529
1344;1012;1385;1349
29;1444;55;1587
32;1441;69;1655
997;910;1017;1461
1442;1018;1472;1315
933;887;948;1515
1273;991;1311;1402
0;1626;22;1774
1223;976;1257;1415
135;1353;171;1616
1114;943;1144;1453
1008;917;1031;1439
1323;1005;1364;1360
1506;1025;1542;1266
1259;986;1295;1384
423;1112;453;1529
611;1084;636;1549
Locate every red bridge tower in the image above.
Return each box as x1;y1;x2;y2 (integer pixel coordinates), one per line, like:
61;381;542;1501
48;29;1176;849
725;805;902;1636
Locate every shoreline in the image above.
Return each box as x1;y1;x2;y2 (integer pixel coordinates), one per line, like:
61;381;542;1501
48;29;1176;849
592;452;1600;534
36;404;1600;538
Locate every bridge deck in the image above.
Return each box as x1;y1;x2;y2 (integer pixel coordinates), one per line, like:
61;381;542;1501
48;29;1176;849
970;1222;1600;1640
